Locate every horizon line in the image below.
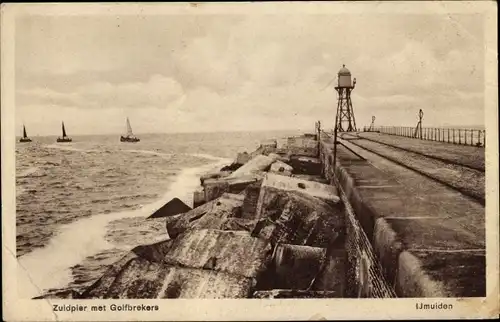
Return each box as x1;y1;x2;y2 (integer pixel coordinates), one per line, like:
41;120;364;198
15;128;309;137
16;124;487;137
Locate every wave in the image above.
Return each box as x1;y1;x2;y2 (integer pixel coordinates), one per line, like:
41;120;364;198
45;144;98;153
16;153;229;299
17;167;44;178
189;153;231;162
122;149;172;158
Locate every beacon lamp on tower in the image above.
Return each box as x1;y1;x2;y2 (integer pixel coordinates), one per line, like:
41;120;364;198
334;65;358;132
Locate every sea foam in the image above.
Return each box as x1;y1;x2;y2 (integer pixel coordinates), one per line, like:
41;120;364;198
16;154;230;299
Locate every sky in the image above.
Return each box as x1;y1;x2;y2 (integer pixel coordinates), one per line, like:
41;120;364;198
14;8;486;135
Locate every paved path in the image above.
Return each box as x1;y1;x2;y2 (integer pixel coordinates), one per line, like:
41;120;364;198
358;132;485;171
341;135;485;203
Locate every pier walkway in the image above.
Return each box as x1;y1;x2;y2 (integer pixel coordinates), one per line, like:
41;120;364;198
320;131;485;297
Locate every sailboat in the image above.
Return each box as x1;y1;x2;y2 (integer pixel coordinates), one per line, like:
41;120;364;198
19;124;32;143
120;117;140;143
56;121;72;142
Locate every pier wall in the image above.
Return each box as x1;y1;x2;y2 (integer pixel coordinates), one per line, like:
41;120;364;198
319;139;396;298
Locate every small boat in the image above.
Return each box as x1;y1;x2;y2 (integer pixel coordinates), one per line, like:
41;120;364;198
56;121;72;142
120;117;140;143
19;124;32;143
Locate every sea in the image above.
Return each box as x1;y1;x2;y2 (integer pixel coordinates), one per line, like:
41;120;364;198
15;130;301;299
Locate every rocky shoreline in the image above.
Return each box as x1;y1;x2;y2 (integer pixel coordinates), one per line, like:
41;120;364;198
37;131;347;299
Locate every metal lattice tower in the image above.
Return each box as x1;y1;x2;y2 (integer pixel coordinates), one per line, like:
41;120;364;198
334;65;357;132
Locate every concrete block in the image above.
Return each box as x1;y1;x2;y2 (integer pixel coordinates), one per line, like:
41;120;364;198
272;243;326;290
240;181;263;220
253;174;344;247
203;175;261;202
200;170;231;185
310;249;346;294
269;161;293;176
228;154;279;179
285;136;318;157
163;229;272;278
148;198;192;219
261;139;278;148
81;252;140;298
291;174;329;184
236;152;252;165
268;152;290;163
290;156;322;175
249;139;278;156
167;193;245;238
259;173;340;205
96;257;255;299
193;188;205;208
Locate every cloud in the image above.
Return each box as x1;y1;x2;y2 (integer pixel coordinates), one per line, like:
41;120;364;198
17;75;185;110
14;13;486;134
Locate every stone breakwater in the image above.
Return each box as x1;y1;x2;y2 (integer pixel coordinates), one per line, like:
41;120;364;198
36;132;354;299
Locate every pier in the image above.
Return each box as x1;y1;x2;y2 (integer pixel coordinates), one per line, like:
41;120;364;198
321;129;485;297
37;123;485;299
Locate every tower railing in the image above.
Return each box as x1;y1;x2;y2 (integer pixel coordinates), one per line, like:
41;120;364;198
362;126;486;148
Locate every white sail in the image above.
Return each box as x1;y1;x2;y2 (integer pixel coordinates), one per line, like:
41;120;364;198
126;117;133;136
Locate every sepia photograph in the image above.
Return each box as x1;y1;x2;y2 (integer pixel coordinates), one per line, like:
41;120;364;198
2;1;498;321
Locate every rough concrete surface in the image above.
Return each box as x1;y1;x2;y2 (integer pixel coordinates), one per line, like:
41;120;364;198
358;132;485;171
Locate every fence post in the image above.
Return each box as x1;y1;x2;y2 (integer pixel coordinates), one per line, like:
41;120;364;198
448;128;450;143
458;129;461;144
465;129;468;145
483;130;486;147
470;129;473;146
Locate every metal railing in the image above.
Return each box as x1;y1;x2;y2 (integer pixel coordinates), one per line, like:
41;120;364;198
363;126;486;147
